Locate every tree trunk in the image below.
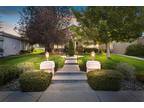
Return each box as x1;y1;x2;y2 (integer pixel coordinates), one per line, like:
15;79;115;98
106;43;111;59
45;44;52;53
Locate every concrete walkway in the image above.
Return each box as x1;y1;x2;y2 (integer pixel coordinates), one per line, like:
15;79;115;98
116;54;144;61
1;56;144;102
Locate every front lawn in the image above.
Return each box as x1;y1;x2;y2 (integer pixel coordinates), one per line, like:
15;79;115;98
78;53;144;72
0;53;64;91
0;53;65;70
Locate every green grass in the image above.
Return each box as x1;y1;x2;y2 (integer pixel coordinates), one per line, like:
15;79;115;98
32;48;45;54
78;53;144;72
0;54;64;70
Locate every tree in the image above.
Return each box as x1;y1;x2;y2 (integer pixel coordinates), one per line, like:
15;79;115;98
68;39;75;56
74;7;144;58
18;6;73;52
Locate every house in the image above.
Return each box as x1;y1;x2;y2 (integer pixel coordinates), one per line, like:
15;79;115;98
0;31;30;57
111;36;144;54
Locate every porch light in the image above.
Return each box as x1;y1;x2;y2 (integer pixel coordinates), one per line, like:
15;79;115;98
45;52;49;60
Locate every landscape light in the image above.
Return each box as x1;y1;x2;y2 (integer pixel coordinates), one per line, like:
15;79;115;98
45;52;49;60
91;51;95;60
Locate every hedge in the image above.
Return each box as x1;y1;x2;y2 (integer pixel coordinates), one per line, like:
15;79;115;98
83;48;98;53
0;65;23;86
116;62;136;80
125;44;144;57
136;71;144;82
17;62;35;72
19;72;52;92
87;70;122;91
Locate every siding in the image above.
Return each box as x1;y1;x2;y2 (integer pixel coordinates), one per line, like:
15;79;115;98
3;36;22;56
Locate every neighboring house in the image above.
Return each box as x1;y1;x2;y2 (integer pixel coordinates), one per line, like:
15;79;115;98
0;31;30;57
81;36;144;54
111;36;144;54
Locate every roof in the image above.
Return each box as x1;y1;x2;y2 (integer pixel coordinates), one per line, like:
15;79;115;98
0;31;28;41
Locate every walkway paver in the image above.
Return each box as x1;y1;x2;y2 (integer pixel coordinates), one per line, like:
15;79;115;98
4;92;42;102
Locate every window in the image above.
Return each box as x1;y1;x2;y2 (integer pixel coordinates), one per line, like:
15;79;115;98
142;32;144;37
0;36;4;52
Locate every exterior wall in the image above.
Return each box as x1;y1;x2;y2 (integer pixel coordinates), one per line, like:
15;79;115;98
2;36;23;56
111;41;137;54
111;37;144;54
137;37;144;45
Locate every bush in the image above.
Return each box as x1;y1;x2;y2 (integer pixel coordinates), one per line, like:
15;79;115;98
68;40;75;56
17;62;35;72
19;50;31;55
83;48;98;54
87;70;122;91
136;71;144;82
0;65;23;86
78;54;96;71
125;44;144;57
49;55;64;70
32;48;44;54
19;72;52;92
116;62;136;80
78;55;90;71
76;45;84;54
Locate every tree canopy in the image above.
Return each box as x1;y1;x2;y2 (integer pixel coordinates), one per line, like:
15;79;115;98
74;6;144;58
18;6;73;52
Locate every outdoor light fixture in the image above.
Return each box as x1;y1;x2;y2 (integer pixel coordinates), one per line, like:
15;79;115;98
45;52;49;60
91;51;95;60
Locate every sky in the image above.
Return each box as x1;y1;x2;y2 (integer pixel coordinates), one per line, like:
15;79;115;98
0;6;24;36
0;6;84;36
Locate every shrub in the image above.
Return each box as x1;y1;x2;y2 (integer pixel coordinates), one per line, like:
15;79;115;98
83;48;98;53
68;40;75;56
135;71;144;82
19;72;52;92
32;48;44;54
125;44;144;57
0;70;4;85
76;45;83;54
78;55;90;71
49;55;65;70
0;65;23;86
64;44;69;54
78;55;94;71
116;62;136;80
87;70;122;91
17;62;35;72
19;50;31;55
